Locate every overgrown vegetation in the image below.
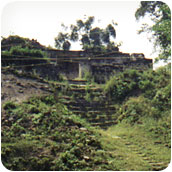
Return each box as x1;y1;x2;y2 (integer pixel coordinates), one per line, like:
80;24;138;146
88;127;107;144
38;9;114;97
1;35;48;67
1;64;171;170
2;46;47;58
1;35;46;50
1;95;116;171
104;65;170;103
1;3;171;168
103;64;171;148
135;1;171;62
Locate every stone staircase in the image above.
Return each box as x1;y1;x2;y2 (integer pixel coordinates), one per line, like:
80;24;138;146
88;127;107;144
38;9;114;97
121;136;170;171
54;80;117;129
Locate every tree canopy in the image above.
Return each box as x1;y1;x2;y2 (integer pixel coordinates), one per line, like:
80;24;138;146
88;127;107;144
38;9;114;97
135;1;171;62
55;16;119;53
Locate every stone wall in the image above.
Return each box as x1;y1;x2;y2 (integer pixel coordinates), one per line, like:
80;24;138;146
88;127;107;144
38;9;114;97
31;62;79;80
2;49;152;81
45;49;152;81
90;58;152;83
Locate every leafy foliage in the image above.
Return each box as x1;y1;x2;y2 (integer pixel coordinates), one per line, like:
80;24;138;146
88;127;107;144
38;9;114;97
104;69;141;101
104;65;171;103
4;46;46;57
135;1;171;62
1;36;48;67
117;96;152;124
55;16;119;52
104;65;171;147
55;33;71;51
1;95;116;171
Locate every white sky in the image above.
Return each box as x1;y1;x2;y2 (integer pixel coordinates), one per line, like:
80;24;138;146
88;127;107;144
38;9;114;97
1;0;171;62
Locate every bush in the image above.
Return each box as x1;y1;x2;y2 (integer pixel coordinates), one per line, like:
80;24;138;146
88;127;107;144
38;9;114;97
106;65;171;124
117;96;152;124
2;46;48;67
84;71;94;83
1;35;26;46
152;83;171;112
104;65;171;103
3;101;17;110
104;69;140;102
9;46;46;57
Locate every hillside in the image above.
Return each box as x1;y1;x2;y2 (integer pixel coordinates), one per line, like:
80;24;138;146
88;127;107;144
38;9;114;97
1;70;52;104
1;36;171;171
1;69;117;170
1;63;171;171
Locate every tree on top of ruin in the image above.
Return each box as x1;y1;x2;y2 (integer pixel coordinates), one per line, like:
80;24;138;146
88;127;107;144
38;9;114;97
54;16;120;53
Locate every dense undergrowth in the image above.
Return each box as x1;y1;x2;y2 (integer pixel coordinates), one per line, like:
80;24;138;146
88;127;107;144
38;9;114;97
1;35;48;67
2;46;47;58
98;64;171;170
1;96;115;171
104;64;171;148
1;63;171;171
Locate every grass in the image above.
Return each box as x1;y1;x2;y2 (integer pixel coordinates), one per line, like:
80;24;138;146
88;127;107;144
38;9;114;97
99;122;171;171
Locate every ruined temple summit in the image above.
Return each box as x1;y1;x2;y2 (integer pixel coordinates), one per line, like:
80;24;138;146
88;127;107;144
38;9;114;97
1;35;153;83
46;49;152;82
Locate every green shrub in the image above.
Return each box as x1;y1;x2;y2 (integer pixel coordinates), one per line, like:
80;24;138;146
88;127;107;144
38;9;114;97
104;65;171;103
117;96;152;124
84;71;94;83
152;83;171;111
1;35;26;46
104;69;140;101
3;101;17;110
9;46;46;57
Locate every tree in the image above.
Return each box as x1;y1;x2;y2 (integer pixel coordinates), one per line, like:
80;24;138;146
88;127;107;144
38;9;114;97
54;16;119;53
55;32;71;51
135;1;171;62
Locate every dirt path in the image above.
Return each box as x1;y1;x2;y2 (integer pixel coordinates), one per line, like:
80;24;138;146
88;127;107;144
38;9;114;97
1;71;52;104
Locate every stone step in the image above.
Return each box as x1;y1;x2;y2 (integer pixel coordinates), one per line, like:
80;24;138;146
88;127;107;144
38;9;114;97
152;166;166;171
87;110;102;114
91;121;117;127
148;161;169;167
88;117;116;123
62;101;108;107
83;115;116;121
88;119;106;123
67;79;87;85
72;110;86;115
70;109;116;116
59;96;72;100
68;106;81;110
69;84;95;88
124;142;133;146
70;87;102;92
71;110;103;116
85;105;116;111
142;157;151;161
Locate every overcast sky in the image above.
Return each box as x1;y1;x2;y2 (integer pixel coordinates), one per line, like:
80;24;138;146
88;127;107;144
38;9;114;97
1;0;170;62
